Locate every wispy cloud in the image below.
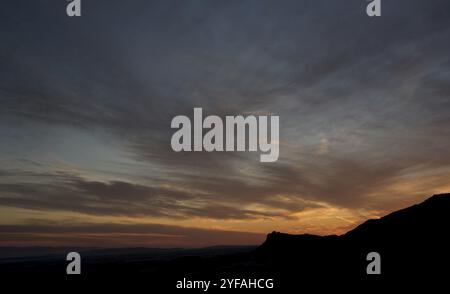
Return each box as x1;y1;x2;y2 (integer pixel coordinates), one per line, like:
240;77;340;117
1;0;450;245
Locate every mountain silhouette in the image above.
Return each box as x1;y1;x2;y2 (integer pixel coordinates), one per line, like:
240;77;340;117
1;193;449;289
253;193;450;285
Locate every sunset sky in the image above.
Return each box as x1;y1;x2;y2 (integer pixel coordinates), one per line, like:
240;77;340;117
1;0;450;247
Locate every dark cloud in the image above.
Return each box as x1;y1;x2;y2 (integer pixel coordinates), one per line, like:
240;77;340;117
0;0;450;243
0;222;265;247
0;169;308;219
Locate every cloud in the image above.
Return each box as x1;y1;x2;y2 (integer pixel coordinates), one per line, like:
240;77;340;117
0;169;312;219
0;222;265;247
0;0;450;245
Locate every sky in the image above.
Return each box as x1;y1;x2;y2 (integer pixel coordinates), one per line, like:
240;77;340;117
0;0;450;247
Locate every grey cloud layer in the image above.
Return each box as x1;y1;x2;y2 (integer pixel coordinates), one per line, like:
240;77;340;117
0;169;317;219
1;0;450;221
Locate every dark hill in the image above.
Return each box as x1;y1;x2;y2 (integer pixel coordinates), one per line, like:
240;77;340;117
345;193;450;240
253;193;450;285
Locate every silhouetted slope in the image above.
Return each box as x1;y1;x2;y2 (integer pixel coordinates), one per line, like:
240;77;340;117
255;193;450;284
345;193;450;239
